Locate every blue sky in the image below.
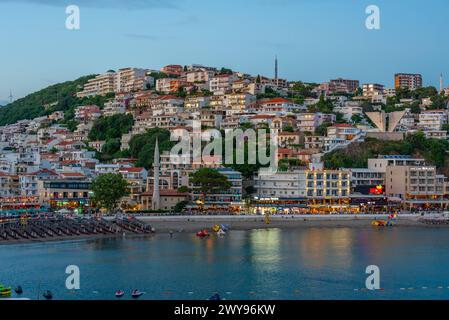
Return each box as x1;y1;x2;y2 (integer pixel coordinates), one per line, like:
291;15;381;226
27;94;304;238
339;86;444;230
1;0;449;101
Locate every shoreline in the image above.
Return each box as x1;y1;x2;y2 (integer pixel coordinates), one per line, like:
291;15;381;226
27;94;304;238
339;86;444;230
0;214;445;245
128;213;444;233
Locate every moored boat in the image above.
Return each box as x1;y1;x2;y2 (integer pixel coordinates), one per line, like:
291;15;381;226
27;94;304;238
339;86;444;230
208;293;221;300
196;229;210;238
131;289;144;298
43;290;53;300
0;284;12;298
115;290;125;298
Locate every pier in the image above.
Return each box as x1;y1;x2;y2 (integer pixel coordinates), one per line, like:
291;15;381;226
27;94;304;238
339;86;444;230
0;215;153;242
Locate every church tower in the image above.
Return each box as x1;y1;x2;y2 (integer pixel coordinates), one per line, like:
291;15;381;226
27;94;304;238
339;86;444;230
151;139;161;210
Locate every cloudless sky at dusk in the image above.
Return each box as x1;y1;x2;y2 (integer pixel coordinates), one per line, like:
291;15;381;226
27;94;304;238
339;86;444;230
0;0;448;101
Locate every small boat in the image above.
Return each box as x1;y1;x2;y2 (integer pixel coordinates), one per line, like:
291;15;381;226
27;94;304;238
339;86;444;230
131;289;144;298
196;229;210;238
43;290;53;300
372;220;393;227
217;229;226;237
212;225;220;232
0;285;12;298
208;293;221;301
115;290;125;298
14;286;23;294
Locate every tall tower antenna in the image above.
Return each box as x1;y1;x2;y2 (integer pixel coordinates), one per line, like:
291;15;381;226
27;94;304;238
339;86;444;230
8;89;13;103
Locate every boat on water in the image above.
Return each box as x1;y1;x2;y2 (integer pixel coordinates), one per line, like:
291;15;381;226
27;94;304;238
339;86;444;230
196;229;210;238
15;286;23;294
372;213;397;227
43;290;53;300
115;290;125;298
208;293;221;301
0;284;12;298
131;289;144;298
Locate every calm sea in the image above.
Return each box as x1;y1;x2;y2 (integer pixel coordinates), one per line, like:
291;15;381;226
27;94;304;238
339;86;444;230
1;227;449;300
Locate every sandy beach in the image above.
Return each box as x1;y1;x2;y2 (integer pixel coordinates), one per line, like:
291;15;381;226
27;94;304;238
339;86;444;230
134;214;443;233
1;214;445;245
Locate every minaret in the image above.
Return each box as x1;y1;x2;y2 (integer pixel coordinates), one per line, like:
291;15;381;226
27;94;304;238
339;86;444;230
151;139;161;210
274;55;278;85
440;73;444;93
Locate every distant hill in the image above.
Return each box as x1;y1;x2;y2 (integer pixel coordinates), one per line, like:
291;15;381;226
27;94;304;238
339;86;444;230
0;75;97;126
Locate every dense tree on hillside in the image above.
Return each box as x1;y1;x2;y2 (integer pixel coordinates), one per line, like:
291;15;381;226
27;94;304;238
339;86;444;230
128;128;174;169
309;95;333;113
100;138;122;161
0;75;95;125
88;114;134;141
257;87;283;99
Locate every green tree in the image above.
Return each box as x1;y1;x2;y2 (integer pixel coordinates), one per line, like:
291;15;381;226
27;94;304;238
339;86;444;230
174;200;189;213
190;168;232;197
91;173;129;213
177;186;189;193
315;122;332;136
88;114;134;141
128;128;174;169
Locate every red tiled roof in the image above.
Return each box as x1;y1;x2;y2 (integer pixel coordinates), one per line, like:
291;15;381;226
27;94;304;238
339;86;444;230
329;124;355;128
261;98;292;104
119;167;145;173
59;172;85;177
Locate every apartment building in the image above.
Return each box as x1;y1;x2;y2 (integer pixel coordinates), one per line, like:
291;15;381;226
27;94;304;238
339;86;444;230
254;170;307;199
186;69;215;83
418;110;448;131
329;78;360;94
115;68;151;93
184;96;210;110
156;78;188;93
209;74;238;95
362;83;385;97
74;105;102;122
224;93;256;114
394;73;423;90
368;155;426;172
327;124;361;141
385;165;444;201
77;71;116;98
190;168;243;205
305;169;351;198
259;98;306;115
350;168;385;194
161;64;183;77
297;113;336;132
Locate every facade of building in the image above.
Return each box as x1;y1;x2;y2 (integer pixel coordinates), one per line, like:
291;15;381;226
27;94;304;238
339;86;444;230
394;73;423;90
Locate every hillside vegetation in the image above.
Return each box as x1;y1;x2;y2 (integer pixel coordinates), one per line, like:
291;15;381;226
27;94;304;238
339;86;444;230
0;75;101;126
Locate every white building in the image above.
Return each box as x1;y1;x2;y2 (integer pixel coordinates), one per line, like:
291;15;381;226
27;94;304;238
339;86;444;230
254;170;307;199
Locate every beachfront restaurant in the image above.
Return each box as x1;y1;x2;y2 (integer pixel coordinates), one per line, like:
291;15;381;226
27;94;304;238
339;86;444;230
0;196;42;215
251;195;399;215
42;180;93;214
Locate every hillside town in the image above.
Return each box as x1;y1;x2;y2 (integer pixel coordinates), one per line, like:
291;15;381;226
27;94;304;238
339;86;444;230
1;63;449;216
